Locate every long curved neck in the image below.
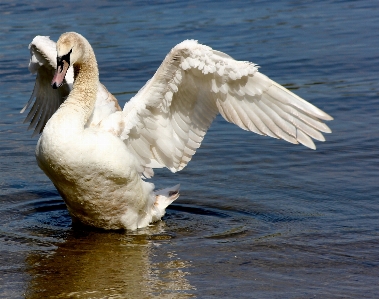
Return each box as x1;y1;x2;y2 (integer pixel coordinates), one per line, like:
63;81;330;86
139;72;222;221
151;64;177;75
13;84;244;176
60;46;99;126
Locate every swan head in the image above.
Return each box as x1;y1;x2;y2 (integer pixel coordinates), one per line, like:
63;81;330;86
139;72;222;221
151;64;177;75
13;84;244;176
51;32;88;89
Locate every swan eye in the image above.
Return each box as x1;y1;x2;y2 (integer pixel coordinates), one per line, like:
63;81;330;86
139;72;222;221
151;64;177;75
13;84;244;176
57;48;72;69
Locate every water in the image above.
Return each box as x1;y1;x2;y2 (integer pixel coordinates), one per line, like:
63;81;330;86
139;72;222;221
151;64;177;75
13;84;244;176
1;0;379;298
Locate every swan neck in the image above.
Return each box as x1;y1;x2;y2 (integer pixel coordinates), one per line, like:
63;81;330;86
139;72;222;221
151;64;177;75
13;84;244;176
62;47;99;125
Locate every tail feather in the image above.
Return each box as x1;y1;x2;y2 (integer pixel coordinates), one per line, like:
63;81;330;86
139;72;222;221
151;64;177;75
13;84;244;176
152;184;180;221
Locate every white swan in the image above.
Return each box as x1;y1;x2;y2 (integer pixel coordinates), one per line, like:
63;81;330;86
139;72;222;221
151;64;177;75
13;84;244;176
22;32;332;230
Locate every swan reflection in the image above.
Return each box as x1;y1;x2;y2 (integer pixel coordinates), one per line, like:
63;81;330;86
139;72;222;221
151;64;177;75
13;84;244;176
25;224;195;298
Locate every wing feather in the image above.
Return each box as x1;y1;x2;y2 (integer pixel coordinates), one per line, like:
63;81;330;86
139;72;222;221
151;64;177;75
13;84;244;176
22;36;73;136
98;40;332;175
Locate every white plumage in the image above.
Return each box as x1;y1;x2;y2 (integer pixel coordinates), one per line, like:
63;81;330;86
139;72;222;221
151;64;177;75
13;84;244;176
22;33;332;230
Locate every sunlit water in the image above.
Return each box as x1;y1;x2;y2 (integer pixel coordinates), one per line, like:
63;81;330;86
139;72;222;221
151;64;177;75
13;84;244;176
1;1;379;298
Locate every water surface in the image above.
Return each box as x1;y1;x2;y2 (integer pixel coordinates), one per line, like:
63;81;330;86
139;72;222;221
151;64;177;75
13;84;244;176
1;1;379;298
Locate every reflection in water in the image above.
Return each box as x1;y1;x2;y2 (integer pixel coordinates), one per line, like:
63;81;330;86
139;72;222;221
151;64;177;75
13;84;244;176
25;227;195;298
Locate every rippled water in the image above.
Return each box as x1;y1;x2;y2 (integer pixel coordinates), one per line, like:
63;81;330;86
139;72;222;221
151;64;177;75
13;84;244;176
1;0;379;298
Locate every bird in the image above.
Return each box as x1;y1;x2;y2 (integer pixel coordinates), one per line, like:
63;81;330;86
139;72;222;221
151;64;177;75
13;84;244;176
22;32;332;230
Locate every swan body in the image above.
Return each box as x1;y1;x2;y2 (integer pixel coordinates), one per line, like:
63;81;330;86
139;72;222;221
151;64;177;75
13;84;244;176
23;32;332;230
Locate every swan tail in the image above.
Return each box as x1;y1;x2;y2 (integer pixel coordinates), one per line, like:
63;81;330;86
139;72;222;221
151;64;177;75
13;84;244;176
151;184;180;221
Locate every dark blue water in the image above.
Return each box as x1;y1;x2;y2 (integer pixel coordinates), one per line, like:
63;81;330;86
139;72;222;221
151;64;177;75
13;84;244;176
1;1;378;298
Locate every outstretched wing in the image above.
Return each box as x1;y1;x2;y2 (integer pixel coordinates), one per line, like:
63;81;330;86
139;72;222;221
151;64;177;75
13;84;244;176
99;40;333;177
22;36;74;136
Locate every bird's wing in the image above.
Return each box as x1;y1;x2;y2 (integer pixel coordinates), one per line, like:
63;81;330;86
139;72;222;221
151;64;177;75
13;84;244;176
99;40;333;177
22;36;74;136
23;36;121;136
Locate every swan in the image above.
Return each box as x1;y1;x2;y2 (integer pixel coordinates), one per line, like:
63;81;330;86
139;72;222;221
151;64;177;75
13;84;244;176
22;32;332;230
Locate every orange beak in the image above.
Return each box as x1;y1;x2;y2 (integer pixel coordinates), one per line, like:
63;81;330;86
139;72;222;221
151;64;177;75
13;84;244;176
51;59;70;89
